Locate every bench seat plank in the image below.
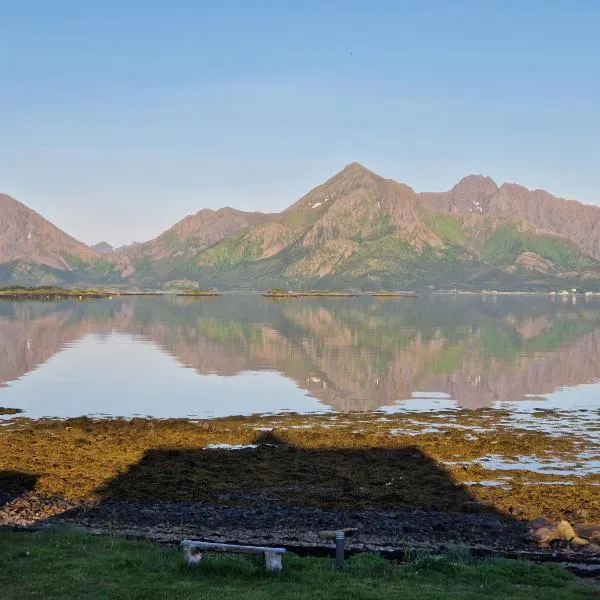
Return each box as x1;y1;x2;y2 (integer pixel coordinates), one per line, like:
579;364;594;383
181;540;286;572
181;540;286;554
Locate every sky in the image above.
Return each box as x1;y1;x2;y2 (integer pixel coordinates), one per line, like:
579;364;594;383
1;1;599;246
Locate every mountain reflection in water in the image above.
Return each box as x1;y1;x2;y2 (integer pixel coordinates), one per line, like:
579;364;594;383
1;294;600;417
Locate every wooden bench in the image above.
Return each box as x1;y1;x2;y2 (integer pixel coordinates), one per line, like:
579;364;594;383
181;540;287;572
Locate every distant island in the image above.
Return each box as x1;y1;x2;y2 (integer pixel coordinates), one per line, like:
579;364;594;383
263;289;418;298
0;286;111;300
0;406;23;415
370;291;418;298
176;290;222;297
263;289;358;298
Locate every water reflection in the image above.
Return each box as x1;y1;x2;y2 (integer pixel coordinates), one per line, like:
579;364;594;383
2;295;600;417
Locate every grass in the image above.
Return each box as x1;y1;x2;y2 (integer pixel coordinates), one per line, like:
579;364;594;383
0;528;595;600
197;234;264;270
426;214;466;245
481;225;593;271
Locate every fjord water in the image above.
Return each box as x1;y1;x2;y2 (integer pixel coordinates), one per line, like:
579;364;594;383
1;294;600;421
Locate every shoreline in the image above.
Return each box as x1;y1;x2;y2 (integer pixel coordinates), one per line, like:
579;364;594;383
263;291;359;298
1;288;598;299
3;495;600;569
0;289;112;300
1;412;598;558
176;291;222;297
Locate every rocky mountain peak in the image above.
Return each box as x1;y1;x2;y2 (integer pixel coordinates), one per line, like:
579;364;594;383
90;241;115;254
497;182;529;194
419;175;498;215
341;161;372;173
330;162;382;186
452;175;498;196
0;193;97;271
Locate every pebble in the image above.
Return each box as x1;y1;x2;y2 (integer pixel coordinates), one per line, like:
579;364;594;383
2;492;600;561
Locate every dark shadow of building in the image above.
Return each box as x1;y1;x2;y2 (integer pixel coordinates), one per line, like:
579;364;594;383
1;434;526;552
97;432;490;514
0;470;37;510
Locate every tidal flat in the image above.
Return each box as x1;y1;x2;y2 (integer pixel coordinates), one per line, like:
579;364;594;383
1;410;599;558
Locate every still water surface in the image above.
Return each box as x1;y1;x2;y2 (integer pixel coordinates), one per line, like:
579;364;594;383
1;294;600;420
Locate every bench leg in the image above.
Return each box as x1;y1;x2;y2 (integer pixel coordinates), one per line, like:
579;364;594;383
184;546;203;566
264;551;283;573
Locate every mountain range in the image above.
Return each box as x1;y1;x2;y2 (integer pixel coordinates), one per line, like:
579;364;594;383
2;163;600;290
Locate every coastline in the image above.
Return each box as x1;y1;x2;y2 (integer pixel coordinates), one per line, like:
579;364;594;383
1;286;598;299
1;411;598;561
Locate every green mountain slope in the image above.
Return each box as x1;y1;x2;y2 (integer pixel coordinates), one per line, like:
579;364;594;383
124;164;596;290
1;163;600;290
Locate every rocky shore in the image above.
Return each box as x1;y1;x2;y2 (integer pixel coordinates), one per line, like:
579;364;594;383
2;491;600;572
1;412;599;569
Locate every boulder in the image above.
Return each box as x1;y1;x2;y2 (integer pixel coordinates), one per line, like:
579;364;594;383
573;523;600;542
528;519;576;546
570;536;589;547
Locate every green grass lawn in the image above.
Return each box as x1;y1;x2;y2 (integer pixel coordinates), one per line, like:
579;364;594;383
0;528;596;600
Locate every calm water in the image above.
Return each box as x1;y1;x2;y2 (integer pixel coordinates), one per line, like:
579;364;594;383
1;294;600;420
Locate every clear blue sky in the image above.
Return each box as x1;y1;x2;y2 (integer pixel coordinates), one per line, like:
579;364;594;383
1;0;598;246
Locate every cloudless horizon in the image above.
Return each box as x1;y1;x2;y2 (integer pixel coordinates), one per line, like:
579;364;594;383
1;1;599;246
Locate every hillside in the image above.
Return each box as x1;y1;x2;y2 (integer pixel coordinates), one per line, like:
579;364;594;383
0;194;120;286
1;164;600;289
140;163;599;290
420;175;600;261
113;207;275;284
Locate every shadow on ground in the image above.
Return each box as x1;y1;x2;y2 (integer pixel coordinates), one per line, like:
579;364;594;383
1;434;528;552
96;431;497;513
0;470;37;509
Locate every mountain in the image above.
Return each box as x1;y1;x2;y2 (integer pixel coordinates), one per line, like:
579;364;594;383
0;194;95;269
1;164;600;289
420;176;600;261
113;207;275;282
0;194;121;286
146;163;599;290
90;241;115;254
